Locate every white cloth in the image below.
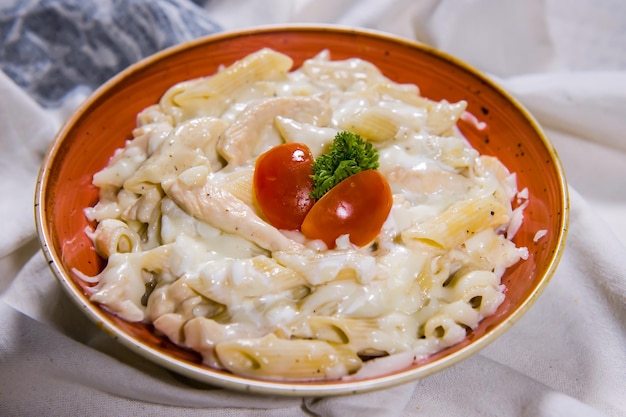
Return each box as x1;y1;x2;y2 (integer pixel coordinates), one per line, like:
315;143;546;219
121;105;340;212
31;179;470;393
1;0;625;416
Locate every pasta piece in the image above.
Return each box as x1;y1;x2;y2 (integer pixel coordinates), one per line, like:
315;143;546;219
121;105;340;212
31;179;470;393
234;256;308;294
215;333;362;381
338;107;401;142
176;260;231;306
136;104;174;128
175;48;293;104
374;82;423;106
217;96;332;166
121;184;164;224
301;55;385;90
439;300;481;330
307;314;418;356
402;196;509;250
213;167;256;208
459;284;505;317
273;247;377;286
299;280;361;317
442;268;497;291
86;186;143;223
89;246;171;322
142;203;164;250
186;255;308;304
428;136;479;169
92;132;151;189
91;218;141;258
298;279;399;319
478;156;514;192
439;267;505;316
161;48;294;122
459;229;529;276
424;100;467;135
124;117;228;192
147;273;224;320
89;271;146;322
422;311;469;346
375;82;466;136
381;164;474;198
274;116;337;157
159;198;265;260
342;351;416;382
163;166;303;252
159;79;205;121
131;122;174;157
184;317;262;369
148;279;195;320
153;313;186;345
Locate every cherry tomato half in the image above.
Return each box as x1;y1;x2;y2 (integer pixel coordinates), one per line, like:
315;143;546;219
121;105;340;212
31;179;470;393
254;143;315;230
301;169;392;248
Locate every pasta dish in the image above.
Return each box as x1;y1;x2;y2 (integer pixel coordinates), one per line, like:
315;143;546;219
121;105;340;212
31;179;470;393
79;49;529;381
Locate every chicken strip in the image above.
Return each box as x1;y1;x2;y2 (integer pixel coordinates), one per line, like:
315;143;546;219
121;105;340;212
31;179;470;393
218;96;332;166
163;167;302;253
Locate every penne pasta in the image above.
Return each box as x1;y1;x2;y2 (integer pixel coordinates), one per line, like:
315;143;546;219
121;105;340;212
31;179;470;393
161;48;294;122
339;106;403;142
92;218;141;258
402;196;509;250
216;333;362;381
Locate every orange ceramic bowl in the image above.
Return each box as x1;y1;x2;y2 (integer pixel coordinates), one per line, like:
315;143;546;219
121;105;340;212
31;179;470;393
35;25;568;396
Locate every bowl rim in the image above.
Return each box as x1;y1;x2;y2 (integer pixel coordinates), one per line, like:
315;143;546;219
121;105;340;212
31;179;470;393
34;23;570;396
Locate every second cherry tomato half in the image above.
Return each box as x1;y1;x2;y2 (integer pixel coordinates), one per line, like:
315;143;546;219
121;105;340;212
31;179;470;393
254;142;315;230
301;169;393;248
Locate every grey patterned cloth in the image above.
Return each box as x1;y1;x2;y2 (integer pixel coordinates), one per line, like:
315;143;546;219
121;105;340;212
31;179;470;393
0;0;220;107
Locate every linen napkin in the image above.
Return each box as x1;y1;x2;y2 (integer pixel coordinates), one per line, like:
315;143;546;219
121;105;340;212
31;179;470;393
1;0;625;416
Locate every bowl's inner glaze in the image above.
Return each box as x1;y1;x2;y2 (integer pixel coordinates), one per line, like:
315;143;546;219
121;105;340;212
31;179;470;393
39;27;567;394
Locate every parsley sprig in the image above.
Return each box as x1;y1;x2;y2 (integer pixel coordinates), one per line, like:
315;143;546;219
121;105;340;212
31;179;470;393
310;131;379;200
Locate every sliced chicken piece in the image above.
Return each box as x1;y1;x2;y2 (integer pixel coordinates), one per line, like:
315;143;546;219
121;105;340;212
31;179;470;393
163;167;302;253
218;96;332;166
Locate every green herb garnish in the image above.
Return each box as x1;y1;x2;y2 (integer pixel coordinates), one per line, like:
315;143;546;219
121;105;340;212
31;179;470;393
310;131;379;200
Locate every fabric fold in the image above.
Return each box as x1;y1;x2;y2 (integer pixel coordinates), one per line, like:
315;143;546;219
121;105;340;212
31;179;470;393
501;72;626;152
0;299;302;411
